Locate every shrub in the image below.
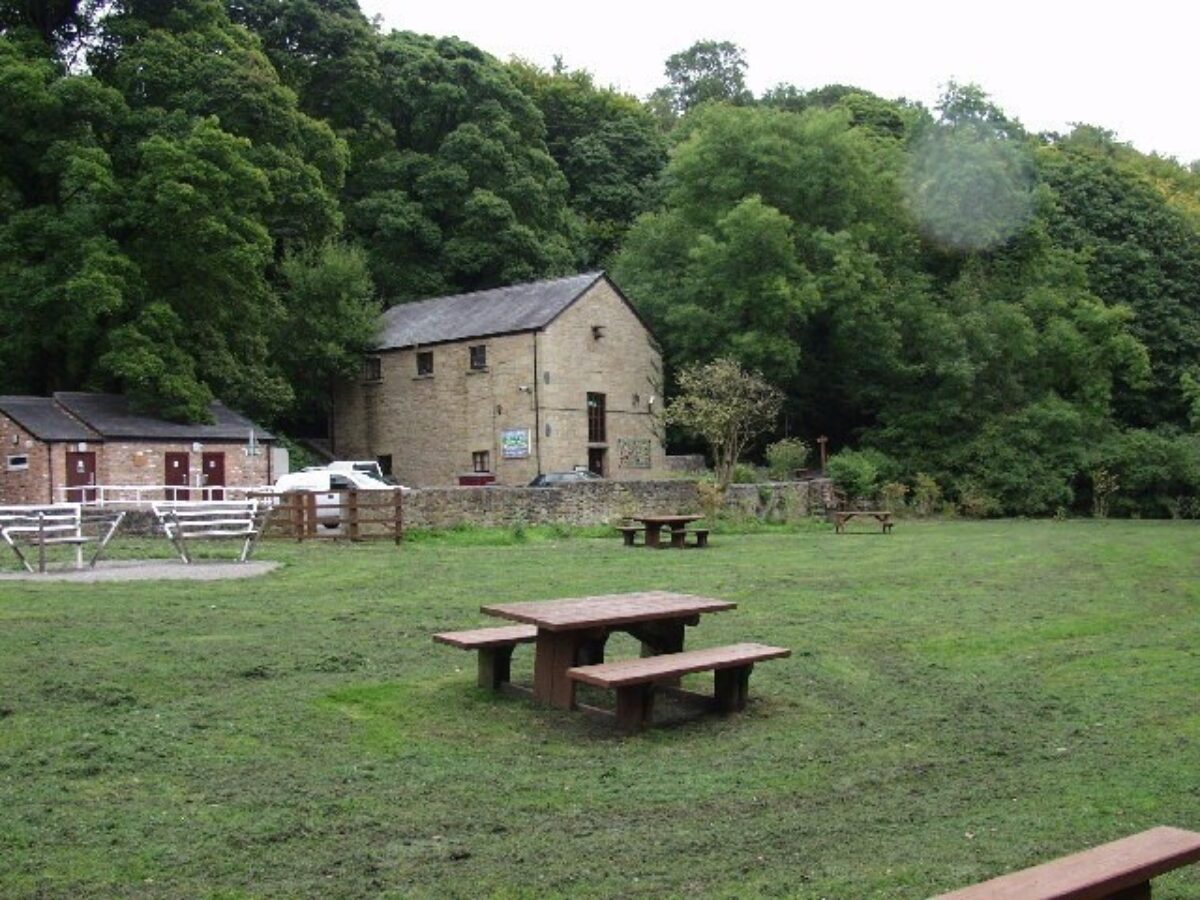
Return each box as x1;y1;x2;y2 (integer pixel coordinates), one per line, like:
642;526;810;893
825;448;896;501
957;480;1002;518
912;473;942;517
731;462;760;483
1096;429;1200;518
880;481;909;511
695;479;726;519
765;438;810;480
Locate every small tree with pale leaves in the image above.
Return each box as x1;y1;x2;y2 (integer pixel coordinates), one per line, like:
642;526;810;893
666;357;783;490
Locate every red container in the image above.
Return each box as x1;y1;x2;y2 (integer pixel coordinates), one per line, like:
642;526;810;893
458;473;495;486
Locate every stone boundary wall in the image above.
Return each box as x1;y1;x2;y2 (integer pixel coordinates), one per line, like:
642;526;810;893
102;478;834;536
399;479;832;530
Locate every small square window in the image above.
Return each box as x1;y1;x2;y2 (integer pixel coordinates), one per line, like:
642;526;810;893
363;356;382;381
416;351;433;377
469;345;487;370
7;454;29;471
472;450;490;473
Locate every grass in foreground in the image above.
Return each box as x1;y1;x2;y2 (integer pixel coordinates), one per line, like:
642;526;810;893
0;520;1198;898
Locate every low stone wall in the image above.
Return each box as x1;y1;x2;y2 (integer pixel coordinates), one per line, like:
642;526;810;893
399;479;832;529
98;478;834;536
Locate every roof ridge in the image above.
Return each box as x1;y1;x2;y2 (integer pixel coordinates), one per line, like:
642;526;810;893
384;270;603;310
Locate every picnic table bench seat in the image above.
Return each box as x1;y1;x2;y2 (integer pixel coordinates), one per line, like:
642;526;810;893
616;525;645;546
0;504;125;572
433;624;538;689
669;527;709;549
933;825;1200;899
151;501;265;563
568;642;790;730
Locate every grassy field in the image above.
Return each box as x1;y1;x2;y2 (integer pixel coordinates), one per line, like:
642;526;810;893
1;520;1198;898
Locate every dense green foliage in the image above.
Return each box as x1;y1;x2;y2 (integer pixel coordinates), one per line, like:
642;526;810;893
615;76;1200;517
1;11;1198;514
1;524;1198;895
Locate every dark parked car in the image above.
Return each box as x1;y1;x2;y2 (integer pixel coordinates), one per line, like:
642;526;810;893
528;470;603;487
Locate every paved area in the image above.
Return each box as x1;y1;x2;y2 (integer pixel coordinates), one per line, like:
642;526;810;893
0;559;280;582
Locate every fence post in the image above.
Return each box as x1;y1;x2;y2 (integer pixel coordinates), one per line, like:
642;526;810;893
304;491;317;540
394;488;403;545
348;490;360;541
37;512;46;573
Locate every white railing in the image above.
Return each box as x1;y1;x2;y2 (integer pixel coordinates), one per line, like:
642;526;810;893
54;483;267;509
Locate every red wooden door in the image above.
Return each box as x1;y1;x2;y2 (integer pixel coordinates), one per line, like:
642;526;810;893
202;452;225;501
65;451;97;503
165;452;190;501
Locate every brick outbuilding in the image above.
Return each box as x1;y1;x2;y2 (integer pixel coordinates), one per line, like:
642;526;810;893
331;272;666;487
0;393;276;505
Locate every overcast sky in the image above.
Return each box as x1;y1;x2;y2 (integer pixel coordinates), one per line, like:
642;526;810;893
358;0;1199;164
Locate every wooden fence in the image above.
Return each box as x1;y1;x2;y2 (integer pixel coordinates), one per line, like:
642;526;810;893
250;490;403;543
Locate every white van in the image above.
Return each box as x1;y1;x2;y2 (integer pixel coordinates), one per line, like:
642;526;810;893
272;468;395;528
324;460;392;483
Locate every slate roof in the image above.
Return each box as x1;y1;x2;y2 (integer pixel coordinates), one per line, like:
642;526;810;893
0;396;99;442
53;393;275;442
374;271;607;350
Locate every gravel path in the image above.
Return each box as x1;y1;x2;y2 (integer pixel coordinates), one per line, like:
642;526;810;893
0;559;280;582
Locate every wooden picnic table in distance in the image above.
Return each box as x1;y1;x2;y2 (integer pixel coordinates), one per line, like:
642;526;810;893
481;591;736;709
629;513;703;548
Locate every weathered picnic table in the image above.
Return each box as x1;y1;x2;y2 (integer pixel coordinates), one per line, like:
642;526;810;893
480;591;736;709
622;514;706;548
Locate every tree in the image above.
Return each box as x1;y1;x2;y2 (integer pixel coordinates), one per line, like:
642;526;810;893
508;59;666;265
650;39;751;120
343;32;576;300
666;357;782;489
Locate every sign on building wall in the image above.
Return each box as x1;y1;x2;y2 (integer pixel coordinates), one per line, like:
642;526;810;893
501;428;531;459
618;438;652;469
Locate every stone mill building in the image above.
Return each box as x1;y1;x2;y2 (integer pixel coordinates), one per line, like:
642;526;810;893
331;272;666;487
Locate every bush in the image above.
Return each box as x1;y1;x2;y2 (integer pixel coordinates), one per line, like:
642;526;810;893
1095;429;1200;518
912;473;942;517
765;438;810;480
825;448;896;501
695;479;726;519
880;481;909;511
956;479;1002;518
731;462;761;484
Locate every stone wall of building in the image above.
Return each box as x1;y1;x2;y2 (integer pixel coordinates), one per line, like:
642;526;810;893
536;280;665;480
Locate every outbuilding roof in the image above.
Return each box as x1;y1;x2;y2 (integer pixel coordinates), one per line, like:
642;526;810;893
374;271;608;350
0;396;99;442
53;393;275;442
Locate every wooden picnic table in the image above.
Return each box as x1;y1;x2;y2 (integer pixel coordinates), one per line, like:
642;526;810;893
481;591;736;709
629;513;704;548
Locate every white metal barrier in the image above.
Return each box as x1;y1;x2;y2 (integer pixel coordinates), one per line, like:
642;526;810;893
54;484;264;509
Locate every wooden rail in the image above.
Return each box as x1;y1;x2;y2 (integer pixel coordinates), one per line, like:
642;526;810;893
249;490;403;543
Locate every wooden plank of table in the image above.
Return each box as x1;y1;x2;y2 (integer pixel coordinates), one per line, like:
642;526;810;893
482;591;736;632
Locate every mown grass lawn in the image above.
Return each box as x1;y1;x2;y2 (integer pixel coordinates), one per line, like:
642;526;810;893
1;520;1198;898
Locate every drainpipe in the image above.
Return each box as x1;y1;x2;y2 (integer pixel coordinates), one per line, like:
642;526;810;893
532;332;542;477
47;442;54;504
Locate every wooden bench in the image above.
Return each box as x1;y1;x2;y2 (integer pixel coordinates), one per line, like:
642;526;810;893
829;509;894;534
433;625;539;689
616;525;646;546
933;825;1200;899
151;500;265;563
0;504;125;573
669;527;710;549
568;642;790;731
